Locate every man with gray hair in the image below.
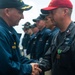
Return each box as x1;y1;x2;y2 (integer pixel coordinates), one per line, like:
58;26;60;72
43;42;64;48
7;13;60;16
0;0;41;75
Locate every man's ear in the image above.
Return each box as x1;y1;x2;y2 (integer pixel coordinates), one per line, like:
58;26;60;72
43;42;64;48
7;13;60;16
63;8;69;15
4;8;11;17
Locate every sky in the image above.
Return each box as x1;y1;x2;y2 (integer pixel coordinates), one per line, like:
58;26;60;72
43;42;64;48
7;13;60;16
14;0;75;33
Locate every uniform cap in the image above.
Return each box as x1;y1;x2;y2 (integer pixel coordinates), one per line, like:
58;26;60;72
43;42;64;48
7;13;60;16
30;24;37;28
22;22;31;26
22;22;31;30
33;14;46;22
0;0;32;11
41;0;73;14
40;14;48;18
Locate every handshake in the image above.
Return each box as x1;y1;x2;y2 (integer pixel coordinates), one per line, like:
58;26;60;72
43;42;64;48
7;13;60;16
30;63;42;75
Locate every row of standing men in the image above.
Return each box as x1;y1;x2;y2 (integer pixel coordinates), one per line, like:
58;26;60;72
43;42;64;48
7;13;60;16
21;13;59;75
0;0;75;75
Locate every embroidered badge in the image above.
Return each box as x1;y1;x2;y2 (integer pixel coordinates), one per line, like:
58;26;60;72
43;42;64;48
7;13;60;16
56;49;62;59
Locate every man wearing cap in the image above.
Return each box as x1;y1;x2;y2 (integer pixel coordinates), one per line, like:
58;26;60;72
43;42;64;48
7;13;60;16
29;14;51;75
0;0;42;75
22;22;32;54
38;0;75;75
31;14;51;60
41;13;59;55
22;22;33;57
26;23;39;55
